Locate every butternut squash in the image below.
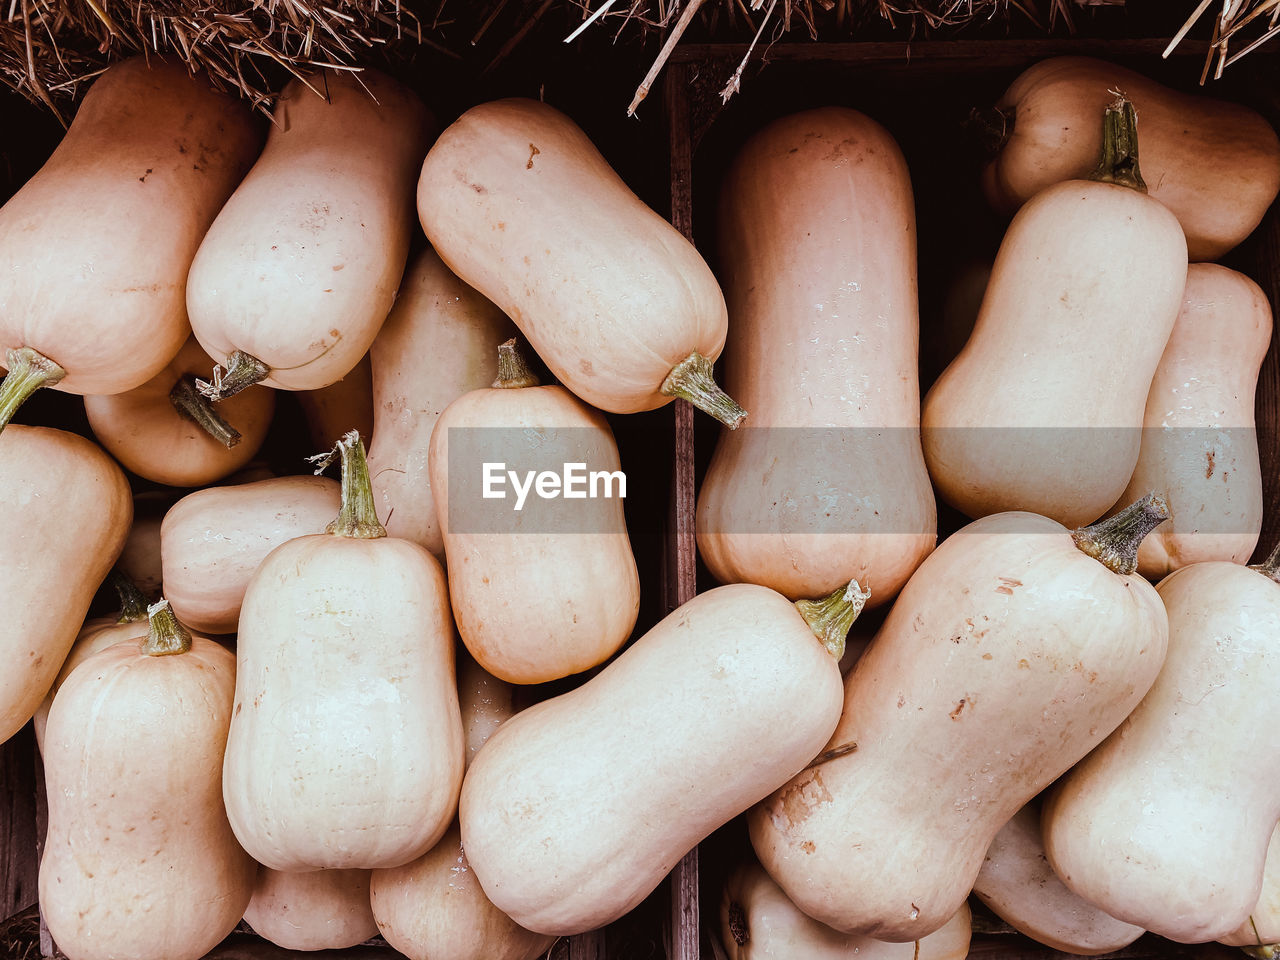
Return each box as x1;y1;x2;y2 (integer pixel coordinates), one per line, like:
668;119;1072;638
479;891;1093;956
721;860;971;960
0;57;261;431
189;70;432;398
749;497;1170;941
417;97;743;425
460;580;866;935
922;98;1187;527
1043;553;1280;943
428;340;639;684
298;352;375;450
1115;262;1270;578
973;800;1143;955
243;867;378;951
223;432;463;870
0;426;131;745
697;106;935;605
160;474;340;635
32;572;150;753
84;336;274;487
1222;825;1280;955
981;56;1280;261
367;247;515;557
369;656;555;960
40;601;256;960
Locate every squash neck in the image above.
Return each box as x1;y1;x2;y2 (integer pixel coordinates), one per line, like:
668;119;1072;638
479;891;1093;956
170;375;243;448
794;579;871;660
493;338;540;389
1090;96;1147;193
312;430;387;540
140;599;192;657
0;347;65;435
1071;493;1169;575
660;352;747;430
108;570;150;623
197;350;269;401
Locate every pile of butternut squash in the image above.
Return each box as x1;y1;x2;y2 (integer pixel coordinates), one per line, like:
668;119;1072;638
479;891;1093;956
3;49;1280;960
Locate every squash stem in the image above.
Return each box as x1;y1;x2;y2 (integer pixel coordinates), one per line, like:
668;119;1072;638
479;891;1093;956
314;429;387;540
170;375;243;448
197;350;269;402
968;103;1013;158
661;352;747;429
1248;541;1280;583
794;578;871;660
493;338;541;389
108;570;149;623
0;347;65;435
1242;946;1279;959
1090;96;1147;193
726;900;749;946
1071;492;1169;575
140;599;192;657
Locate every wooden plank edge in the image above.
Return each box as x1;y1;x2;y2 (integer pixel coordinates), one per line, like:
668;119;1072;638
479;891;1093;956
669;37;1215;63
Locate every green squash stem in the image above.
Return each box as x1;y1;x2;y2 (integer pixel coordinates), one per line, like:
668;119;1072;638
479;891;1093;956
660;352;747;430
795;578;872;661
1071;492;1169;575
140;599;192;657
1242;945;1279;959
170;374;242;448
108;570;150;623
0;347;66;435
197;350;269;402
1090;95;1147;193
493;338;541;389
311;429;387;540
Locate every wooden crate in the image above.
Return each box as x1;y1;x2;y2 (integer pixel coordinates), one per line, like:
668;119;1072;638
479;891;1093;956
3;29;1280;960
660;36;1280;960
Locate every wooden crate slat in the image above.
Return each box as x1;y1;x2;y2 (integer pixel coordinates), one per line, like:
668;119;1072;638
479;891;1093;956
0;724;38;919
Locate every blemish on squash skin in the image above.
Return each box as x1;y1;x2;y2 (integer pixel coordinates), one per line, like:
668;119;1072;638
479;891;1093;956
1206;450;1216;479
526;144;541;169
770;771;833;834
950;698;969;720
995;577;1022;596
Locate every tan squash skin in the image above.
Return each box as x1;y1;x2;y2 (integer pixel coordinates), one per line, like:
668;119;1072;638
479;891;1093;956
243;867;378;951
298;352;375;450
921;178;1186;527
160;475;340;634
369;656;556;960
429;372;640;685
84;337;274;487
696;108;935;606
367;247;515;557
417;98;729;416
982;56;1280;261
223;520;464;870
40;636;256;960
1223;825;1280;950
973;801;1143;955
1043;560;1280;943
32;617;141;754
461;582;845;936
188;70;433;392
1117;263;1271;578
0;426;131;745
0;57;261;397
749;511;1168;942
117;493;170;599
721;861;971;960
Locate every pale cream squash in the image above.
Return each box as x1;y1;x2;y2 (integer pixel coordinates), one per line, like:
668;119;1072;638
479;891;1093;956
243;867;378;951
0;57;260;430
1044;555;1280;943
417;97;742;424
696;106;935;606
367;247;515;557
223;433;463;870
750;499;1170;941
